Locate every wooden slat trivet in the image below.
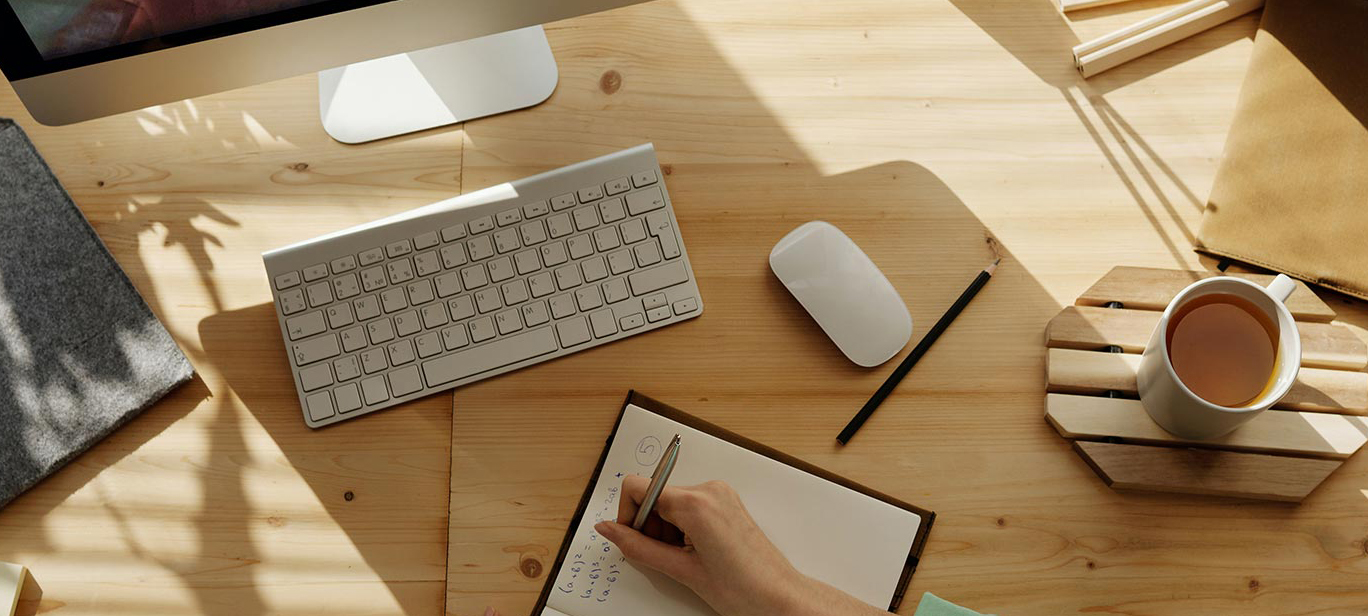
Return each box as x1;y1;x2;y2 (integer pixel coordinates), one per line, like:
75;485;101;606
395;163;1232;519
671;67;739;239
1045;266;1368;502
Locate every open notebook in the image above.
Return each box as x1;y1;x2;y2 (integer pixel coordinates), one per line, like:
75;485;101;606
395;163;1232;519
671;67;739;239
535;393;934;616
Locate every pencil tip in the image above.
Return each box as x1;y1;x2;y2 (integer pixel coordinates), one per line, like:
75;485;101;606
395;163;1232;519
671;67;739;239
986;258;1000;275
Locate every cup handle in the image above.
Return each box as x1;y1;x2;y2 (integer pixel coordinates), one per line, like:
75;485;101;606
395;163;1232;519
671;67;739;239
1267;273;1296;303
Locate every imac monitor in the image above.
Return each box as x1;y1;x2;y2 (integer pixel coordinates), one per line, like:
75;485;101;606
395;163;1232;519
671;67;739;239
0;0;647;142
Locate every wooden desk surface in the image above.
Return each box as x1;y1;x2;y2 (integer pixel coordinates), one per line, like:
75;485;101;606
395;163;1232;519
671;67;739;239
3;0;1366;614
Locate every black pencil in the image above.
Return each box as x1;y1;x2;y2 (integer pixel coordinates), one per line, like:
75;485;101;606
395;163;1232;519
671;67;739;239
836;258;1001;445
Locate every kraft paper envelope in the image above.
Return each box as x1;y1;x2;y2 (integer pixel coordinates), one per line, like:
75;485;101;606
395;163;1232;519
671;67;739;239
1195;0;1368;299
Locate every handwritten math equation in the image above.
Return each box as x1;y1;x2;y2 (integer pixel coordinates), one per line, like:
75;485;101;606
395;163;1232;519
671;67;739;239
557;483;626;602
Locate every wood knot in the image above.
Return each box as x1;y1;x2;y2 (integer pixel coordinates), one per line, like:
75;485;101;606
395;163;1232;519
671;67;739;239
599;70;622;95
266;516;286;528
1248;578;1260;592
1085;560;1096;570
291;162;310;172
96;180;106;187
995;517;1006;527
520;557;543;579
344;491;355;502
661;164;673;176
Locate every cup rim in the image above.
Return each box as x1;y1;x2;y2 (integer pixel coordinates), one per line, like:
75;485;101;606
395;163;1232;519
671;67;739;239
1153;276;1302;415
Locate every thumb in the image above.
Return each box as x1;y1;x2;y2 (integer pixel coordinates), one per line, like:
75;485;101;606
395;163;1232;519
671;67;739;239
596;521;697;583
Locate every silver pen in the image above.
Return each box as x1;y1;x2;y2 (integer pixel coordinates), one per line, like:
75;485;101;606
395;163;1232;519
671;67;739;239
632;434;682;530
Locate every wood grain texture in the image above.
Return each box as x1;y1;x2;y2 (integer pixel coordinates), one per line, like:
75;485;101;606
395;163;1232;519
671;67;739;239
1046;305;1368;370
1046;393;1368;459
1073;441;1340;502
1047;348;1368;414
1077;266;1337;321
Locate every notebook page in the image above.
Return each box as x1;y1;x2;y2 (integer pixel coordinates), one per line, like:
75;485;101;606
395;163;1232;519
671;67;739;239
546;404;922;616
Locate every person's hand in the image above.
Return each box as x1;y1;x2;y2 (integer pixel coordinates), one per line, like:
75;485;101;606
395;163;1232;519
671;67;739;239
593;478;885;616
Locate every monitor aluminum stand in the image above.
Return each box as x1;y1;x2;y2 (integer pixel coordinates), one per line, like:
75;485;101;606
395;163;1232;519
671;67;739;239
319;26;557;144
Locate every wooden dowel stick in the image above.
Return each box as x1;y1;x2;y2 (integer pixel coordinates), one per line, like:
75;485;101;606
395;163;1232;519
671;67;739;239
1073;0;1263;78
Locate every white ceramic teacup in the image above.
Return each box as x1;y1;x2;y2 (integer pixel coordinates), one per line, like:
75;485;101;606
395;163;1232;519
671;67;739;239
1137;274;1301;440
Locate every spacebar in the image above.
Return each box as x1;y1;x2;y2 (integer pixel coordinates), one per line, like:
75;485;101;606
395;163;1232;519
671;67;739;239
422;327;559;387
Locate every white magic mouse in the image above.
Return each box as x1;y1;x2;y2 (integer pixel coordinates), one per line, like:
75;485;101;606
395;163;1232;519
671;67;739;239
769;221;912;367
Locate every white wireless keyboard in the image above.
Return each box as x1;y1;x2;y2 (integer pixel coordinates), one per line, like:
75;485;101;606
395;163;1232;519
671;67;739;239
263;144;703;427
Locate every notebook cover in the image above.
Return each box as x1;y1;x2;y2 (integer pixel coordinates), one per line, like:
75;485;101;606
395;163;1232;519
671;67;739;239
533;391;936;614
0;119;194;510
1194;0;1368;299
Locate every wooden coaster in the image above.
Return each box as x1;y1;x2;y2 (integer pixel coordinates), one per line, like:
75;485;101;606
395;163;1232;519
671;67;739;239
1045;266;1368;502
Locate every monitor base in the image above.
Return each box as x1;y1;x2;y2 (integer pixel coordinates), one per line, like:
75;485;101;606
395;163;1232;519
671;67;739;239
319;26;558;144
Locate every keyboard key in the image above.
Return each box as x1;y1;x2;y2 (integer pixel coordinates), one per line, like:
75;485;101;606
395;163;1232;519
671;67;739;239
634;240;663;267
434;273;461;298
331;255;358;274
607;250;635;275
514;250;542;275
340;326;367;352
359;248;385;266
381;288;408;313
523;201;550;218
578;185;605;203
292;335;340;366
392;312;420;339
354;295;381;321
606;177;632;196
632;169;658;187
300;363;333;392
494;229;521;254
386;259;415;284
644;293;668;311
576;287;603;311
422;327;559;387
286;311;327;340
573;207;600;231
488;257;515;282
547;213;574;238
360;348;387;374
333;274;361;300
496;209;522;226
414;251;442;276
334;383;363;413
555;265;583;290
441;245;468;269
475;288;502;314
528;272;556;298
360;266;388;291
549;294;576;319
303;263;330;282
582;257;609;282
386;240;413;258
647;305;672;322
646;211;681;259
541;241;569;266
441;223;467;242
502;279;530;305
629;262;689;296
414;231;440;250
326;303;355;329
626;186;666;216
460;264;489;289
306;391;334;422
555;317;592;348
567;235;594;259
387;339;416;365
334;356;361;382
593;227;621;251
495;309;523;335
469;215;495;234
469;317;496;343
551;193;577;211
603;279;630;304
441;324;469;350
421;304;449;329
468;235;495;260
620;219;648;243
673;297;699;315
590;309;618;338
619;313;645;331
407;279;436;305
519;221;548;245
448;296;476;320
522;301;550;327
415;333;443;358
306;282;333;308
367;318;396;344
599;197;627;223
275;271;301;290
361;375;389;405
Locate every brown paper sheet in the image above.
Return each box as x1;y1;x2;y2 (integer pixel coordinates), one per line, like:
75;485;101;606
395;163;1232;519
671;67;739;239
1196;0;1368;299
